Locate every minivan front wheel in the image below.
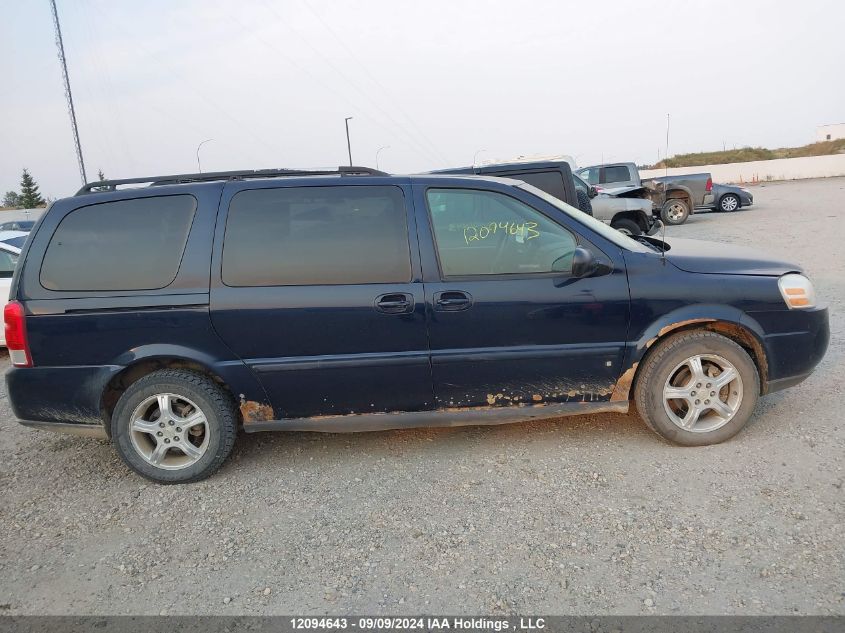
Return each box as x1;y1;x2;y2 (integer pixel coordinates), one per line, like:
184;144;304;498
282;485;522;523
634;331;759;446
111;369;237;484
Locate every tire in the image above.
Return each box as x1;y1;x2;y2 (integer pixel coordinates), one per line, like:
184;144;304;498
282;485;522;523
661;198;690;225
719;194;740;212
111;369;237;484
634;331;759;446
610;218;642;236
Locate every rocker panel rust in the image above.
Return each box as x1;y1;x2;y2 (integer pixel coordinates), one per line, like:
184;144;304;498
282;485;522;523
239;396;275;424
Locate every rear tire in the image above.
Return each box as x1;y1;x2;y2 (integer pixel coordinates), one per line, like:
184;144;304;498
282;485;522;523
111;369;237;484
661;199;690;225
634;331;759;446
611;218;642;236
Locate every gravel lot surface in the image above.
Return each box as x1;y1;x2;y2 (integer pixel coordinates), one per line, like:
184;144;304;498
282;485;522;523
0;178;842;615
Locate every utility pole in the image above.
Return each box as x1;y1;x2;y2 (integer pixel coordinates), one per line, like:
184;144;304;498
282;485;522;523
49;0;87;186
344;117;353;166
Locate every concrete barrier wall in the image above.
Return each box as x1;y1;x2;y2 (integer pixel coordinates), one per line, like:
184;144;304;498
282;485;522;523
640;153;845;184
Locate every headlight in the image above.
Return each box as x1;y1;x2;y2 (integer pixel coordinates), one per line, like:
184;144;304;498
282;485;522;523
778;273;817;309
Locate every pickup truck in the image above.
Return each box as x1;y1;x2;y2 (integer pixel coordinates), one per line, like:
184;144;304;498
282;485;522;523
575;162;714;226
431;160;661;236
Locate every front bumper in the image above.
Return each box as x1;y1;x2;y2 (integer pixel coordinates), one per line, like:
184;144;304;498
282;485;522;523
749;306;830;394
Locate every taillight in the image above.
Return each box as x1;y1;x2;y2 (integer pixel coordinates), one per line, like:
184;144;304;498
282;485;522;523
4;301;32;367
706;177;713;192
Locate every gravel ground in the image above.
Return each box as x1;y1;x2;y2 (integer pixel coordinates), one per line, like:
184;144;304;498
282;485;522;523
0;178;843;616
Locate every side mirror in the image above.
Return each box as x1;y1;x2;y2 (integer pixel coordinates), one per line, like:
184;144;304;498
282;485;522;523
571;246;598;278
588;186;598;199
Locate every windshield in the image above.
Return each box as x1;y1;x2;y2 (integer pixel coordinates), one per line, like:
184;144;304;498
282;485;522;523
517;183;653;253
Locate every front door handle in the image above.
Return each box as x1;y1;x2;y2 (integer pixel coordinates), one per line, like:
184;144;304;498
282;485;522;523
434;290;473;311
375;292;414;314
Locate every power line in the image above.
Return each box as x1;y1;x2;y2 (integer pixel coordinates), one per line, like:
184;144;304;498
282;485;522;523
49;0;87;185
298;0;451;165
253;0;447;166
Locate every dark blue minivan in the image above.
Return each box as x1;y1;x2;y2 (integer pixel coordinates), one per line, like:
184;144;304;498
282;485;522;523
5;168;829;483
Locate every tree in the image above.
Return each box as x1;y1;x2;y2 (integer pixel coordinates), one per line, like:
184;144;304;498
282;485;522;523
92;169;109;192
19;169;46;208
2;191;21;208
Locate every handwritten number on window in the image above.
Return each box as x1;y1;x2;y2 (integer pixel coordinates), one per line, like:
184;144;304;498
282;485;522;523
463;221;539;245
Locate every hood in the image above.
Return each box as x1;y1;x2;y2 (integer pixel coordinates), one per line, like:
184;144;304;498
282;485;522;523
598;185;645;197
664;238;801;276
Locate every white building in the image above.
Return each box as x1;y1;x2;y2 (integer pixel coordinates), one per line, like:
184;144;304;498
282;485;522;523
816;123;845;142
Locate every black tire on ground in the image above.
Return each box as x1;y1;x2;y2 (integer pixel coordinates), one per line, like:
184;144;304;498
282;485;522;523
661;198;690;225
634;330;760;447
610;218;643;236
719;194;741;212
111;369;238;484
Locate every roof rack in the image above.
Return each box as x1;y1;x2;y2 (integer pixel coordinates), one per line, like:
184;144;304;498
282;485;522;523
75;166;389;196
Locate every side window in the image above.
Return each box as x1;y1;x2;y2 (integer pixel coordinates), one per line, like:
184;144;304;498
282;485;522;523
426;188;578;277
577;167;599;185
572;175;588;194
0;250;18;279
602;165;631;184
40;195;196;291
510;171;567;201
222;185;411;287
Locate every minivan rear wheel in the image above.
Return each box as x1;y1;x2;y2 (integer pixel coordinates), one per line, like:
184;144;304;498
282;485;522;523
634;331;759;446
111;369;237;484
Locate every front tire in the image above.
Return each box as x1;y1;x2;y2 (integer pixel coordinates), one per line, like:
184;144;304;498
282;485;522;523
719;194;740;212
611;218;642;236
634;331;759;446
661;199;690;225
111;369;237;484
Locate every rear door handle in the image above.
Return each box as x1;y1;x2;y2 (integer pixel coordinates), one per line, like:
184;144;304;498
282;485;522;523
375;292;414;314
434;290;472;311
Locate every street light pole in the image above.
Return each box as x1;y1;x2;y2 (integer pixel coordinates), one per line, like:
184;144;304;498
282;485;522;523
375;145;390;170
344;117;353;166
196;139;213;173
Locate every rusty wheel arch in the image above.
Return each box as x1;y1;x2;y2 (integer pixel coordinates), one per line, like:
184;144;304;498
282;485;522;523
100;358;238;435
618;319;769;402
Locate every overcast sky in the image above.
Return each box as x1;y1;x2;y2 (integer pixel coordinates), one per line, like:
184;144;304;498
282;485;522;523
1;0;843;199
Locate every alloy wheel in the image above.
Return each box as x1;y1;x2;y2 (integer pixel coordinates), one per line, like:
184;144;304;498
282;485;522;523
721;195;739;212
129;393;210;470
662;354;744;433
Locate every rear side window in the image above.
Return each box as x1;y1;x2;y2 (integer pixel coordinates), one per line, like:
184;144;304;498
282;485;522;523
40;195;196;291
602;165;631;184
222;185;411;287
509;171;567;201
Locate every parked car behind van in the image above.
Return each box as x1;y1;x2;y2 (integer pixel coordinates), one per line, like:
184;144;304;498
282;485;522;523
434;160;660;236
0;240;21;346
710;183;754;212
5;167;829;483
